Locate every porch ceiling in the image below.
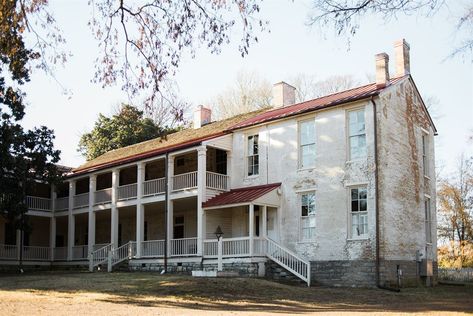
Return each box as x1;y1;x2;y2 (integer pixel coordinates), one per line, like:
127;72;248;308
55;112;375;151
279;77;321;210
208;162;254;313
203;183;281;209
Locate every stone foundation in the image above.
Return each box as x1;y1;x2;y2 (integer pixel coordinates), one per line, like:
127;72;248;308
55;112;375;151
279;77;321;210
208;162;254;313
128;259;265;277
265;260;305;285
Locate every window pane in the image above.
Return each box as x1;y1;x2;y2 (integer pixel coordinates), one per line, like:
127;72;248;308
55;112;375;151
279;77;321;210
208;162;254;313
253;135;259;154
301;205;308;217
248;136;254;155
351;201;359;212
350;135;366;159
301;144;316;168
359;199;367;212
301;121;315;145
351;189;358;200
358;188;367;199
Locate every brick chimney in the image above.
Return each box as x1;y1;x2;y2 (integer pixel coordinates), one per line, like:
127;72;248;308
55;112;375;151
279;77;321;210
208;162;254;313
272;81;296;107
375;53;390;88
193;105;212;129
394;39;410;77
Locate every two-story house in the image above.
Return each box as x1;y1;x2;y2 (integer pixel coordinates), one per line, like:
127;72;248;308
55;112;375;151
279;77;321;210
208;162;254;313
0;39;437;287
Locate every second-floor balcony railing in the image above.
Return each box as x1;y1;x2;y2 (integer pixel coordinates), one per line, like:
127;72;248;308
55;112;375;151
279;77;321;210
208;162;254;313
118;183;137;201
172;171;198;191
73;192;89;209
94;188;112;205
55;197;69;211
26;196;51;211
206;172;229;191
143;178;166;196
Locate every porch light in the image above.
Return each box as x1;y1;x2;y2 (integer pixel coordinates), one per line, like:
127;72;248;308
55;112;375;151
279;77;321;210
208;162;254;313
214;226;224;241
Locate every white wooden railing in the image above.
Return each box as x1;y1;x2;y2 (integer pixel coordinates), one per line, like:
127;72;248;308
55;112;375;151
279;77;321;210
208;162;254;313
94;188;112;204
73;193;89;209
266;237;310;286
206;172;229;191
253;237;266;256
89;243;112;271
223;237;250;257
110;241;136;270
72;245;88;260
93;243;110;251
141;239;165;257
54;247;67;260
204;240;218;257
22;246;51;261
118;183;137;200
143;178;166;196
0;244;18;259
170;237;198;256
55;197;69;211
26;196;51;211
172;171;197;191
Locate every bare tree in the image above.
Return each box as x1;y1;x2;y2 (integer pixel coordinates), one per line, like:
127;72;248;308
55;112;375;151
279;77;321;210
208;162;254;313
308;0;472;61
89;0;267;113
210;70;272;119
437;154;473;267
291;73;359;102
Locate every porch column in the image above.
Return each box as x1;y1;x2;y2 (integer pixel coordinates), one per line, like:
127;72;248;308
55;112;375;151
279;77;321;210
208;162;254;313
50;217;56;261
262;205;267;239
226;151;232;189
67;180;76;261
167;156;174;257
50;185;57;261
16;229;21;260
197;146;207;256
88;175;96;253
136;162;145;258
249;203;255;256
111;169;119;248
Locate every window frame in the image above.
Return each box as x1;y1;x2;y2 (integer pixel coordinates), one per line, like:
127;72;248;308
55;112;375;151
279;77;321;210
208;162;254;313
422;132;429;178
299;191;316;241
298;118;316;169
246;134;259;177
348;186;369;240
424;196;432;244
347;107;367;161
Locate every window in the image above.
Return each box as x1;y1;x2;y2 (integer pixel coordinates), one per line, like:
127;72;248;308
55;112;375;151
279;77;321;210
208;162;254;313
424;198;432;244
348;109;366;160
174;216;184;239
299;120;316;168
422;134;429;176
247;135;259;176
216;149;227;174
301;192;316;240
350;187;368;238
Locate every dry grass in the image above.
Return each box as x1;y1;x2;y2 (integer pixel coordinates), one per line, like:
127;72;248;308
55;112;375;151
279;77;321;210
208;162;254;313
0;272;472;315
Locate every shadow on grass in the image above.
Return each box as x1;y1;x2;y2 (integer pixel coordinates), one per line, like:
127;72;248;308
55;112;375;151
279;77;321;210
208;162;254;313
0;271;472;314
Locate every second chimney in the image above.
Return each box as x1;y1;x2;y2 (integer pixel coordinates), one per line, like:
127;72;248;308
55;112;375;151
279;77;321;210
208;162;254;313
193;105;212;129
272;81;296;107
375;53;390;88
394;38;410;77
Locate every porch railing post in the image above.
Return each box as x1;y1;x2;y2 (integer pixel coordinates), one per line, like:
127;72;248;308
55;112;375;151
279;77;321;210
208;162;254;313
249;204;255;257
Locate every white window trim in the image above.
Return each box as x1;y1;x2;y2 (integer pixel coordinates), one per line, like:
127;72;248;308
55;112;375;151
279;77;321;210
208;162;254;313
299;191;316;241
421;132;430;179
245;133;260;178
424;196;432;244
298;117;316;170
347;186;369;240
346;107;367;162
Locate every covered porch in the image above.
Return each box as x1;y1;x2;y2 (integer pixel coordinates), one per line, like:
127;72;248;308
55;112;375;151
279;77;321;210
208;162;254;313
202;183;281;259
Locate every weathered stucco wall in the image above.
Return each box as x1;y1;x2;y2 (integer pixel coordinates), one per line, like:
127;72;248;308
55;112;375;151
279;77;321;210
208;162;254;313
377;78;437;265
231;99;377;262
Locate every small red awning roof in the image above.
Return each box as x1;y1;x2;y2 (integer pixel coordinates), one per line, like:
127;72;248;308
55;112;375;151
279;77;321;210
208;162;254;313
203;183;281;208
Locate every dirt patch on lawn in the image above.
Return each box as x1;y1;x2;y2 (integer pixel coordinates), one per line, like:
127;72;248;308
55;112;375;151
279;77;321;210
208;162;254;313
0;272;472;315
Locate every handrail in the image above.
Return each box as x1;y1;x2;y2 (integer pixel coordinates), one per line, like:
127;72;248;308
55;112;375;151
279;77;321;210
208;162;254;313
0;244;18;259
89;243;112;271
172;171;198;191
109;241;136;271
143;178;166;196
55;197;69;211
265;237;311;286
94;188;112;204
73;192;89;209
206;171;229;191
170;237;198;256
141;239;165;257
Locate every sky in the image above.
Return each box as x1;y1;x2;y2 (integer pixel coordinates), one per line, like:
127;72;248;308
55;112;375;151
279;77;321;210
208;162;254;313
20;0;473;176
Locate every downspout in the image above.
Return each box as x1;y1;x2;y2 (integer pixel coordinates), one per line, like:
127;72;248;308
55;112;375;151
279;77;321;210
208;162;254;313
163;152;169;273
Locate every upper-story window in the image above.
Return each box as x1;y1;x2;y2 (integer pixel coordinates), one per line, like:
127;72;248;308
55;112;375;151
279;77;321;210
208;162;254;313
299;119;316;168
350;187;368;238
301;192;316;240
247;135;259;176
422;134;429;177
348;109;366;160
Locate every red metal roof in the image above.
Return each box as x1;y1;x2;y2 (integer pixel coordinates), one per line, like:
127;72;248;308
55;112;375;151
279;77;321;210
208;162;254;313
228;76;407;131
203;183;281;208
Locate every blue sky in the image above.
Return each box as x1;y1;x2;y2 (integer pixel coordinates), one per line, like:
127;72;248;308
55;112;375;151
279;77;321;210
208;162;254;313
21;0;472;176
